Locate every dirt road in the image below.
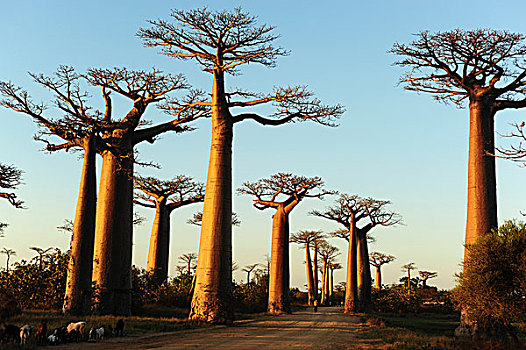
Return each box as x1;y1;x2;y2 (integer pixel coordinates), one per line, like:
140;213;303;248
55;307;385;349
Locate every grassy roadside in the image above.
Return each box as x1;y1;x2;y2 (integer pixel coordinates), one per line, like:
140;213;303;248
357;313;526;350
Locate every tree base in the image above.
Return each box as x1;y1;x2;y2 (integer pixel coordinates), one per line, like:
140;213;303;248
189;294;233;324
62;291;92;316
91;288;131;316
268;301;292;315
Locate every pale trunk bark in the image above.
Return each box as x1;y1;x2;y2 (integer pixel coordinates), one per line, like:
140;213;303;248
465;99;497;254
92;148;133;315
189;68;233;323
146;200;170;286
344;222;358;314
305;243;315;306
357;232;372;312
375;266;381;289
63;136;97;315
268;206;291;314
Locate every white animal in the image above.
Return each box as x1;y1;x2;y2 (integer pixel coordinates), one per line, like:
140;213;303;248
19;325;32;346
47;334;58;345
67;322;86;338
89;326;105;342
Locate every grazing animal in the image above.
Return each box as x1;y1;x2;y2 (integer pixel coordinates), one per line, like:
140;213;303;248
3;324;20;343
89;326;104;342
47;334;59;345
20;325;32;346
52;326;68;344
67;321;86;338
35;321;47;345
114;319;124;337
67;329;81;343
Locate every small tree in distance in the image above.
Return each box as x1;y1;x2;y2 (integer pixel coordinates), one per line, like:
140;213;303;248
401;263;417;290
1;248;16;272
369;252;395;289
419;270;438;288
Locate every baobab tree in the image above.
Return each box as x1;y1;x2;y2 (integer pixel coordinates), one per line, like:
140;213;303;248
238;173;333;314
134;175;204;285
139;7;344;323
401;263;417;290
369;252;395;289
329;263;343;304
30;247;53;271
242;264;260;284
419;270;438;288
312;194;401;313
290;230;325;305
0;162;23;237
391;29;526;259
318;242;339;305
178;253;198;275
1;248;16;272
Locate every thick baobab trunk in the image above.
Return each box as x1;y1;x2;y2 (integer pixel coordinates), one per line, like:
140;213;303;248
329;267;334;304
357;232;372;313
305;242;315;306
92;148;134;315
146;200;171;285
268;206;291;314
465;99;497;252
375;266;382;289
344;223;358;314
63;137;97;315
190;68;234;323
320;261;327;305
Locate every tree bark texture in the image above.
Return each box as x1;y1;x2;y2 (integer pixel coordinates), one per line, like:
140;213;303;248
63;136;97;315
189;69;234;323
313;247;319;301
356;232;372;313
92;147;134;315
465;99;497;255
268;206;291;314
375;266;381;289
146;200;171;286
305;243;315;306
344;223;358;314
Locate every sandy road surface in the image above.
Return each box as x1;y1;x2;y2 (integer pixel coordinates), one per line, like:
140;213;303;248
52;307;386;349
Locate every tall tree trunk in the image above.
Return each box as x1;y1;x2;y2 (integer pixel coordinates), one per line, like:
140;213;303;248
320;259;327;305
146;200;170;286
375;266;381;289
190;68;234;323
329;267;334;304
465;99;497;253
356;232;372;312
63;136;97;315
92;147;133;315
344;222;358;314
305;242;315;306
268;206;291;314
313;246;319;301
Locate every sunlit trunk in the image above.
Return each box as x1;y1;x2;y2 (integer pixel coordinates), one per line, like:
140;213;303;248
465;100;497;252
375;266;381;289
313;245;319;301
63;136;97;315
146;200;170;285
344;222;357;314
268;206;291;314
190;68;234;323
320;259;327;305
92;146;133;316
357;232;372;313
329;267;334;303
305;242;315;306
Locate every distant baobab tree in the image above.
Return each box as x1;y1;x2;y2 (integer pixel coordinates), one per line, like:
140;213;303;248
290;230;325;305
178;253;198;275
139;7;344;323
187;212;241;227
369;252;395;289
391;29;526;261
419;270;438;288
318;242;339;305
401;263;417;290
238;173;333;314
30;247;53;271
0;162;23;236
328;263;343;304
242;264;260;284
312;194;401;313
1;248;16;272
134;175;204;285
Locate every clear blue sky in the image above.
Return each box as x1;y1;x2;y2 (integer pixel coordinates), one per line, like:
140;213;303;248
1;0;526;290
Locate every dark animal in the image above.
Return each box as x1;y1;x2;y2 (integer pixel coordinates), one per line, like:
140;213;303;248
35;321;47;345
3;324;19;343
67;329;81;343
51;326;68;344
114;319;124;337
